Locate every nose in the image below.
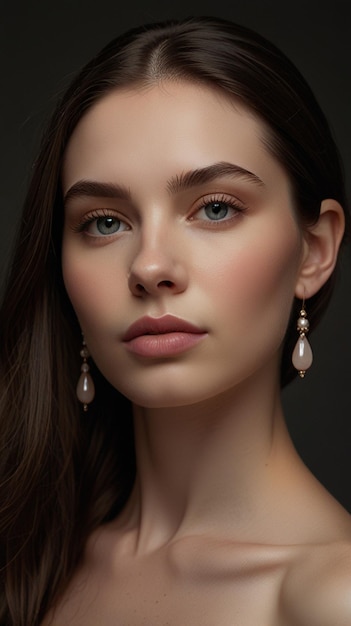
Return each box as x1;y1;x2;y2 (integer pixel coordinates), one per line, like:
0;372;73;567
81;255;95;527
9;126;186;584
128;225;188;297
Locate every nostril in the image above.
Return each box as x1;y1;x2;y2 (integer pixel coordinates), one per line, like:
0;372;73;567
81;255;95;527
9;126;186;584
132;279;175;296
135;283;147;293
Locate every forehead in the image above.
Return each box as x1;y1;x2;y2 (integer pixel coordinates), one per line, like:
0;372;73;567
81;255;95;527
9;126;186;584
64;81;263;154
62;81;289;195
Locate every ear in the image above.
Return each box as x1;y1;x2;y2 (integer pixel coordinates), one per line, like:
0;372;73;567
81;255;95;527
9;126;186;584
295;199;345;299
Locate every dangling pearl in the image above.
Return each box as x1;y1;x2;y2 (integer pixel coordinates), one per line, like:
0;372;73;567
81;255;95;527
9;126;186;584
76;364;95;411
297;315;309;332
292;334;313;378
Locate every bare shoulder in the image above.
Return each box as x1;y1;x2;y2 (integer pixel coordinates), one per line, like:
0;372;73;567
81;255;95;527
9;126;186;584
280;541;351;626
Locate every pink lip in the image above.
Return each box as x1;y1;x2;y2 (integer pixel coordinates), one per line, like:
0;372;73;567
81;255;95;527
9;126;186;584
122;315;207;358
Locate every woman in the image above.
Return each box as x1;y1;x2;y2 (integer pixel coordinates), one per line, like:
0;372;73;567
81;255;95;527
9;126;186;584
0;16;350;626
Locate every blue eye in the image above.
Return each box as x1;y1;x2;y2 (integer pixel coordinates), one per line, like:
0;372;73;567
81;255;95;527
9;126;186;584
74;212;130;237
95;216;121;235
193;196;245;224
203;201;231;220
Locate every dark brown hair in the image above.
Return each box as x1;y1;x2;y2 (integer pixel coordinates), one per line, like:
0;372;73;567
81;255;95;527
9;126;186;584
0;16;349;624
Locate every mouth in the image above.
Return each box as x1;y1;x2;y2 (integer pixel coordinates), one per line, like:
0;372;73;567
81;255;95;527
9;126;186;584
122;314;207;358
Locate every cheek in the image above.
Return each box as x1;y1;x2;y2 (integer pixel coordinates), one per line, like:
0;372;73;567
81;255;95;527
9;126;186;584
206;223;302;347
61;244;124;330
237;238;298;305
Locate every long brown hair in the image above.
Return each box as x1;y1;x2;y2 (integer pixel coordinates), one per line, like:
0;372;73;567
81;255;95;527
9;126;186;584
0;16;349;624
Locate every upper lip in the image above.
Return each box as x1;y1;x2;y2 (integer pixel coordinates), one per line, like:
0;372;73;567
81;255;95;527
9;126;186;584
123;314;206;341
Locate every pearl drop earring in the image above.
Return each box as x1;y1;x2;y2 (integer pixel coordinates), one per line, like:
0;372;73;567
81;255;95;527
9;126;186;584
292;302;313;378
76;336;95;411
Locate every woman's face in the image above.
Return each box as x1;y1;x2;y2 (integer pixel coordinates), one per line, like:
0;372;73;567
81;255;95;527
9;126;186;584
62;82;305;407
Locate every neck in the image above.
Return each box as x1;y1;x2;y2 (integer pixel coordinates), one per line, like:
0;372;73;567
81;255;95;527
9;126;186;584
119;367;311;552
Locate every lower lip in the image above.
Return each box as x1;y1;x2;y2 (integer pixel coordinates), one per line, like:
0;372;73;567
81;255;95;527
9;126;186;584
123;332;207;358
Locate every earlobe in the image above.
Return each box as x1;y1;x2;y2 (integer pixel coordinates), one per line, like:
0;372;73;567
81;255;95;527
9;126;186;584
295;199;345;299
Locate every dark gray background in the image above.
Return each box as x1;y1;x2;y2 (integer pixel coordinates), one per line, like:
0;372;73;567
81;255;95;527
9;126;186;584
1;0;350;509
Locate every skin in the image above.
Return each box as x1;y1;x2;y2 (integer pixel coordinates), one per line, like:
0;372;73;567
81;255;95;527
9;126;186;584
46;82;351;625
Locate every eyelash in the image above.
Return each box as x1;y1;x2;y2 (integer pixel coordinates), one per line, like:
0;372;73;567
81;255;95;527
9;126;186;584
71;193;247;237
191;193;247;225
71;209;127;235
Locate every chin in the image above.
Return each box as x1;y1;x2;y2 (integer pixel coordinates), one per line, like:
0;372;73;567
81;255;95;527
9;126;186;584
119;388;206;409
112;374;246;410
110;377;215;409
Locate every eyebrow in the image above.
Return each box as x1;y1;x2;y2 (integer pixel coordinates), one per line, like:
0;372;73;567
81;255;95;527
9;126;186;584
63;161;264;205
64;180;131;205
167;161;265;194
